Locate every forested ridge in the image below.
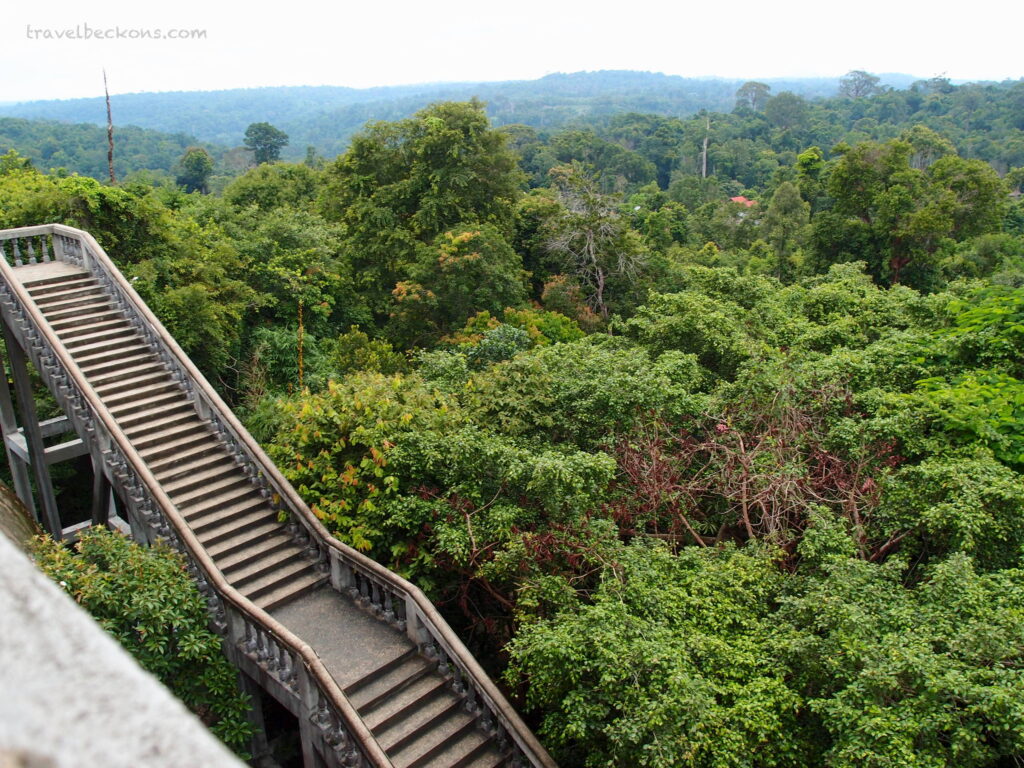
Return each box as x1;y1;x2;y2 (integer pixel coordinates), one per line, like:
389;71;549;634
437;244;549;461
4;73;1024;766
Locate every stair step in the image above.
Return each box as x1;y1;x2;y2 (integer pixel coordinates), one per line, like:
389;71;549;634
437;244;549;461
93;370;174;397
62;324;137;350
223;543;305;587
148;438;228;479
117;400;198;432
454;745;508;768
44;302;119;325
28;276;98;297
188;495;270;536
89;377;178;409
22;271;90;289
171;473;253;510
237;558;317;601
205;519;285;560
252;570;327;612
70;337;151;364
364;674;451;732
216;533;297;574
50;308;123;332
123;408;199;440
430;732;503;768
396;710;479;768
108;389;183;419
71;339;151;366
33;286;106;308
349;655;438;712
182;485;265;520
378;691;462;753
36;293;110;315
194;506;278;548
56;318;133;341
161;457;241;496
128;420;208;453
77;351;154;378
89;360;167;387
137;429;217;464
231;548;307;589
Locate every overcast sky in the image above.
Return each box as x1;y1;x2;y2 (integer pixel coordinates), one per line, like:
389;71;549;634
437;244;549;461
3;0;1022;103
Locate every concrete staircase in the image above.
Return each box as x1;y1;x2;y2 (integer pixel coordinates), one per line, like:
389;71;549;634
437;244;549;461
22;266;510;768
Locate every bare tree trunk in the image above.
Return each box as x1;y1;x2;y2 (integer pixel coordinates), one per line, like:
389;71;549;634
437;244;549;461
701;117;710;179
104;70;115;185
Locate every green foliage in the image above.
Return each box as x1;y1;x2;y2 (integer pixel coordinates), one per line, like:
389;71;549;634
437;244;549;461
783;553;1024;768
878;449;1024;569
31;528;254;751
389;224;528;345
622;290;758;380
507;542;808;768
244;122;289;164
322;100;524;315
175;147;214;193
467;339;700;448
0;117;211;180
323;326;408;377
223;162;322;211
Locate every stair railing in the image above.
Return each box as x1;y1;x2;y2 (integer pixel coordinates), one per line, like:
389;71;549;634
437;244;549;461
0;224;557;768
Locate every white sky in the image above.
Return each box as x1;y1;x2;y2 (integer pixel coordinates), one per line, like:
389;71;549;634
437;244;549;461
3;0;1022;103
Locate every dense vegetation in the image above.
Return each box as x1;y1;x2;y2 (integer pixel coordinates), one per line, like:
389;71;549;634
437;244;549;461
5;73;1024;766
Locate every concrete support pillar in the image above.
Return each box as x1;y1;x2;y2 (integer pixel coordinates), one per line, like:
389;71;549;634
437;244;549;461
90;451;111;527
2;324;61;536
238;672;272;763
0;344;35;517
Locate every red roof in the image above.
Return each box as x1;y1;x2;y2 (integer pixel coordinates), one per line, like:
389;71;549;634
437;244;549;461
730;196;757;207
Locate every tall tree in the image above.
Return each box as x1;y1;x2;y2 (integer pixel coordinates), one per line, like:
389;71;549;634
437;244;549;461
818;139;1004;286
839;70;881;99
545;163;646;319
763;180;810;281
243;122;289;164
322;100;525;316
174;146;214;193
734;81;771;112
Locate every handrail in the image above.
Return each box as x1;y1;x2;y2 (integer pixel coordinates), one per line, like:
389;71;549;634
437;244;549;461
0;224;556;768
0;226;391;768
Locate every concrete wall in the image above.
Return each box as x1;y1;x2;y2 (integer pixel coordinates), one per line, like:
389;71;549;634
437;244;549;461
0;530;245;768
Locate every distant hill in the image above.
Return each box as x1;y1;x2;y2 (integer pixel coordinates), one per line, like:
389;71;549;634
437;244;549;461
0;70;923;160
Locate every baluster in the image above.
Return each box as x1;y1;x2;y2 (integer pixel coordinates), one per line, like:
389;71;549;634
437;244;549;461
394;598;407;633
254;628;267;663
382;590;395;624
26;239;37;265
464;679;478;713
243;621;258;654
40;237;51;263
265;634;280;673
451;663;466;696
438;647;451;677
12;240;23;266
277;645;293;686
478;705;495;734
0;241;7;266
357;573;370;607
315;693;331;728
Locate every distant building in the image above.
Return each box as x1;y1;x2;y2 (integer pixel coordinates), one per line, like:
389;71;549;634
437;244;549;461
730;195;757;207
